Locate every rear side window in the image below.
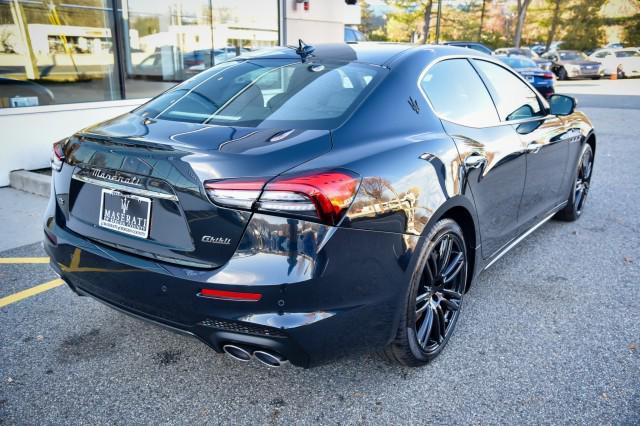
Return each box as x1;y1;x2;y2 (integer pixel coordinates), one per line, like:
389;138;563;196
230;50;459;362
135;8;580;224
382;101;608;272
137;59;381;130
472;60;543;121
420;59;499;127
616;50;640;58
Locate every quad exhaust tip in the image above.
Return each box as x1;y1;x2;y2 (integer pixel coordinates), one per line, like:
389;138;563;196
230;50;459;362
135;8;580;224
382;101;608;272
222;344;287;367
253;350;287;368
222;344;252;362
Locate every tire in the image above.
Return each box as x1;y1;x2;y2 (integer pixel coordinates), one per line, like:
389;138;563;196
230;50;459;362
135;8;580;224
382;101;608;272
591;76;601;80
555;144;594;222
383;219;468;367
558;67;568;80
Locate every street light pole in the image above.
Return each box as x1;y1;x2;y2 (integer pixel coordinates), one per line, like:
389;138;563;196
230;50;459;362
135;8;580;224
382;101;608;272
435;0;442;44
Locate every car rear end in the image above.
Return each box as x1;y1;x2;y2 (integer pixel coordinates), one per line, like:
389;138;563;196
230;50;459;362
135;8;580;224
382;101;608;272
520;68;555;98
497;55;555;98
44;55;403;367
616;50;640;77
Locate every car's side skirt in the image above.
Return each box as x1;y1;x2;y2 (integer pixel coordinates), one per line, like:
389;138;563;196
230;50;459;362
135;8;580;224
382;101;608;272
482;201;567;271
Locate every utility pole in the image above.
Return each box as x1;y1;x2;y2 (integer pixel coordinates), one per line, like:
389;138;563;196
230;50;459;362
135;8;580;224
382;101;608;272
10;0;39;79
435;0;442;44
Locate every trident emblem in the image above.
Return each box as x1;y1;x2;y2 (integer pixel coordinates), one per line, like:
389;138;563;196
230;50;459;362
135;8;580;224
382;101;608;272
120;198;130;214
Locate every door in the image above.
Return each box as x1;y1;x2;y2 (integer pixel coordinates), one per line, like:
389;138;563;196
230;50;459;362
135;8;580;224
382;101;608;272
471;59;570;230
419;58;527;258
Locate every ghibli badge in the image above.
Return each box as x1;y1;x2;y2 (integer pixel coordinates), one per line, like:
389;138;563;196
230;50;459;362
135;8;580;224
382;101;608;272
201;236;232;245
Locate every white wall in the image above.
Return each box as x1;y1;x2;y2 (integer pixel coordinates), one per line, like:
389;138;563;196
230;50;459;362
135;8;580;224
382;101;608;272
0;99;146;186
284;0;360;45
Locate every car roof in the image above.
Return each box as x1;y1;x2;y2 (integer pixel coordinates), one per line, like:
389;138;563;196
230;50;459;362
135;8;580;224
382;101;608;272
444;41;481;45
235;43;414;66
233;43;480;67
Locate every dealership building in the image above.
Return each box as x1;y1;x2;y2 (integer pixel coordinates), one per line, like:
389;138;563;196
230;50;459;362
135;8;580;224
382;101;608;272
0;0;360;186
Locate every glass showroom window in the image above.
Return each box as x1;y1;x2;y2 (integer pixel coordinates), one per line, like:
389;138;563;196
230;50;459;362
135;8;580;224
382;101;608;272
122;0;213;98
123;0;279;99
0;0;280;107
0;0;121;108
212;0;279;54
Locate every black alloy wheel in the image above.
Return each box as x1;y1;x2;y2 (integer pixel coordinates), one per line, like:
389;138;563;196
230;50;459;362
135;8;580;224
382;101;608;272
556;144;594;221
383;219;468;366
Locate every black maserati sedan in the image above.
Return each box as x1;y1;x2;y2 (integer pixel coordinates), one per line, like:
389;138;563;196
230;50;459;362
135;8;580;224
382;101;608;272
44;43;596;368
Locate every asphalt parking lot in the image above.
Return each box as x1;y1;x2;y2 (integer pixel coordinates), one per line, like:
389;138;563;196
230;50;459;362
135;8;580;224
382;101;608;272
1;79;639;425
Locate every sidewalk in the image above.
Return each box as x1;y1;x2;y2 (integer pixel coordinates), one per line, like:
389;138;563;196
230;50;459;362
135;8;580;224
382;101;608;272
0;187;48;252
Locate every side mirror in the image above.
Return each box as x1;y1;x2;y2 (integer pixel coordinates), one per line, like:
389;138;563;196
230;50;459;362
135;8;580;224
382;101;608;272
549;94;576;116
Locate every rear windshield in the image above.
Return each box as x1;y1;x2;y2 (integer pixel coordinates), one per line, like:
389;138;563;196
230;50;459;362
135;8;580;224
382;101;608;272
499;56;537;68
136;59;382;130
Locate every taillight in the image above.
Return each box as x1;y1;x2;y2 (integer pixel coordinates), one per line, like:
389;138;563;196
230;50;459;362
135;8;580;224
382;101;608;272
204;170;361;226
51;140;66;171
543;71;554;79
205;178;266;209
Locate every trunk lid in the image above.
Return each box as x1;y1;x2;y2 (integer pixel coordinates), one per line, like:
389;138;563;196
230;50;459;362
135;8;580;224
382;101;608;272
62;113;331;268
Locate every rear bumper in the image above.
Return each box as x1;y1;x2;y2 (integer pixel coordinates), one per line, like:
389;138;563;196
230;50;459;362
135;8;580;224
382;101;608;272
44;212;421;367
534;85;555;98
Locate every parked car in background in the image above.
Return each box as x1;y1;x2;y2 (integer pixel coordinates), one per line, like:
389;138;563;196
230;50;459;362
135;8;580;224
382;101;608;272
344;27;366;43
495;54;555;98
134;47;251;80
542;50;602;80
589;48;640;78
604;42;624;49
0;78;55;108
494;47;552;70
530;43;547;56
442;41;492;55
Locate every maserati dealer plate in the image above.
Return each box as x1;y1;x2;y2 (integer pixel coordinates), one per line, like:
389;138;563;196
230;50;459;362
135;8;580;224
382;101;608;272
98;189;151;238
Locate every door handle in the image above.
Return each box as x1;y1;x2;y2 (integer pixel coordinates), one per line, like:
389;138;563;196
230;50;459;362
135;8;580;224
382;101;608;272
527;142;543;154
464;154;486;169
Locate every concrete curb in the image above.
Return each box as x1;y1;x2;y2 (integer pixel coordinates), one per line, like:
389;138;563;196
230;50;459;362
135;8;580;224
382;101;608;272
9;170;51;198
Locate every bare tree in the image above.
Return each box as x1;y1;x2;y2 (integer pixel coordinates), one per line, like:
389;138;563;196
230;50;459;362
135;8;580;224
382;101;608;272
545;0;562;51
514;0;532;48
477;0;487;42
421;0;434;44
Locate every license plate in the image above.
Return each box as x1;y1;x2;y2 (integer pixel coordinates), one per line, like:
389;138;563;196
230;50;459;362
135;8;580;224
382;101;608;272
99;189;151;238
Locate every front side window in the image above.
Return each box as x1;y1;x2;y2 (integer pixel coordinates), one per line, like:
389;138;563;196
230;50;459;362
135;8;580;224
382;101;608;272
138;59;382;130
420;59;499;127
473;60;543;122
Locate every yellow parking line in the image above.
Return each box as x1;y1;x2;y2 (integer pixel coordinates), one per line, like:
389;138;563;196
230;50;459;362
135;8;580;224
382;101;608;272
0;278;64;308
0;257;50;264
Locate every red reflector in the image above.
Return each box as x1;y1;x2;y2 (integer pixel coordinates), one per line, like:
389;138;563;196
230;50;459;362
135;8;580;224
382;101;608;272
199;288;262;302
543;71;554;79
